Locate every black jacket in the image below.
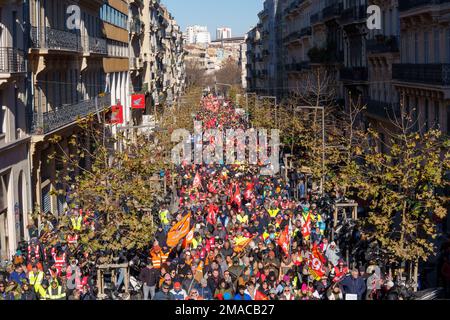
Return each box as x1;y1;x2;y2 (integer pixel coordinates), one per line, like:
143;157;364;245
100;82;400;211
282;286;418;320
139;267;160;287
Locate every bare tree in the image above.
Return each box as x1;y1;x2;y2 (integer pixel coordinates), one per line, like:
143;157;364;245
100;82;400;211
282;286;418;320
215;57;242;86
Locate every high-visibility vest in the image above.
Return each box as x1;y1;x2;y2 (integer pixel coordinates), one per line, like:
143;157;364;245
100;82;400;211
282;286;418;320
268;208;280;218
151;252;162;269
236;214;248;224
161;251;169;264
159;210;170;225
29;271;44;292
37;285;47;300
47;286;66;300
71;216;82;231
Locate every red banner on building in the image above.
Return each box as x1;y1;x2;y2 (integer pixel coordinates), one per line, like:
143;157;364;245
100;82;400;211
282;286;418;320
110;104;124;124
131;94;145;109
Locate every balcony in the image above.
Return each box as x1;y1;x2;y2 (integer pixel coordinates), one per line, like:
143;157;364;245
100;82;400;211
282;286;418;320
399;0;450;11
284;31;301;44
130;57;144;70
130;17;144;35
322;3;343;21
85;36;107;55
31;26;82;52
340;5;367;25
286;61;310;72
366;100;401;121
300;27;312;38
31;26;107;55
31;93;111;135
310;12;323;25
340;67;368;82
0;47;26;74
392;64;450;86
366;36;399;54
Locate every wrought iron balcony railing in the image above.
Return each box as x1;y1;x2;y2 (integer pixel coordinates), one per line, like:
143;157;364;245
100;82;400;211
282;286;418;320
31;93;111;135
322;3;343;20
300;27;312;37
366;100;401;120
310;12;323;25
366;36;399;54
0;47;26;73
31;26;107;55
340;67;368;81
340;5;367;25
31;26;82;52
399;0;450;11
392;63;450;86
130;18;144;34
86;36;107;55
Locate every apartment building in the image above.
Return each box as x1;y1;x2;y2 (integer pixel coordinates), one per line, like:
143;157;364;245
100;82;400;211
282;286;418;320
393;0;450;134
143;0;185;109
0;0;31;260
247;0;450;135
28;0;110;217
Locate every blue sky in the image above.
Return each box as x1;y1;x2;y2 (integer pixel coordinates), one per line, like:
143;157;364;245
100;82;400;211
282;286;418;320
162;0;263;39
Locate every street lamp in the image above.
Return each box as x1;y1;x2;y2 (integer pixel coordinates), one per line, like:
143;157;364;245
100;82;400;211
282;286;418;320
296;105;326;195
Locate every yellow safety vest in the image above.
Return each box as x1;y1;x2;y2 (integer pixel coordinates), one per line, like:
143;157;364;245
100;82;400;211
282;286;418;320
37;285;47;300
268;209;280;218
71;216;82;231
47;286;66;300
159;210;170;225
29;271;44;292
236;214;248;224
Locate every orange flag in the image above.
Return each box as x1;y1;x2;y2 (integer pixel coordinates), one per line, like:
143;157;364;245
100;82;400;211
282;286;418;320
166;213;191;248
233;236;254;253
182;227;195;249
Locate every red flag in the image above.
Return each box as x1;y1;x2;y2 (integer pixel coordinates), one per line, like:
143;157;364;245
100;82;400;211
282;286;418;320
206;204;218;225
278;225;290;256
131;94;145;109
233;185;242;207
110;104;124;124
308;244;326;280
301;214;311;239
255;290;269;301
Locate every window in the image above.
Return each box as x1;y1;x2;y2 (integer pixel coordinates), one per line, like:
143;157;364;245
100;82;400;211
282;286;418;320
424;31;429;63
434;29;440;63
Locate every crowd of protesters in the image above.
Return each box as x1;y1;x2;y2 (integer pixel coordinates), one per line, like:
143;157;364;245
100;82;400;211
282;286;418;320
1;95;449;301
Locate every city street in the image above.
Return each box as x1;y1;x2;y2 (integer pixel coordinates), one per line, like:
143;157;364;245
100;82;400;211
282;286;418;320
0;0;449;304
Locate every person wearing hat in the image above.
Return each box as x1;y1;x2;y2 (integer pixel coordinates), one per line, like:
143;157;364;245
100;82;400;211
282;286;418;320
152;283;174;300
46;280;66;300
181;269;198;293
170;281;187;300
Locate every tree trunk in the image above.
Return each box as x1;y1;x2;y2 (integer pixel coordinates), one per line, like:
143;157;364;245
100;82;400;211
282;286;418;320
413;260;419;292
